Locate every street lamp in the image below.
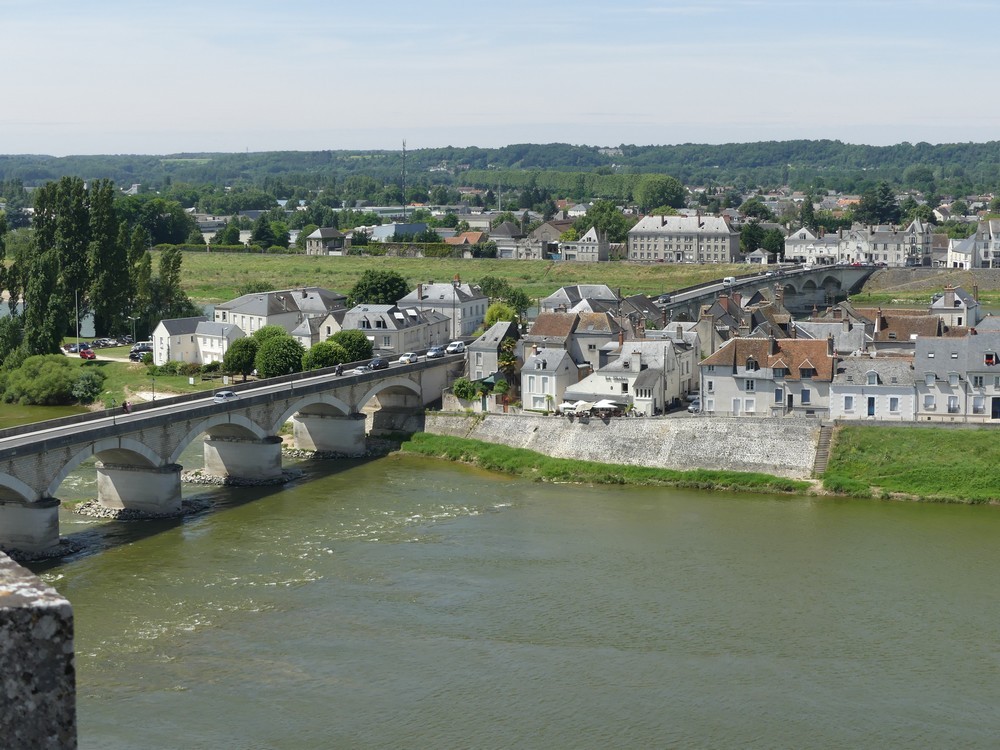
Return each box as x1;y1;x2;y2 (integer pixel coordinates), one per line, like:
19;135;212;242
128;316;138;343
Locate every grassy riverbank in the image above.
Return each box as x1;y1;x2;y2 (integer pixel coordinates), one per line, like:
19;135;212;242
823;425;1000;503
176;252;750;303
400;432;811;494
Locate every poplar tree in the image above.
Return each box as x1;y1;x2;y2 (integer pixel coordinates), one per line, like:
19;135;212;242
88;180;127;336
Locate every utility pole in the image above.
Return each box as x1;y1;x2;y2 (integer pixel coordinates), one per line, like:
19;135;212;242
401;139;406;221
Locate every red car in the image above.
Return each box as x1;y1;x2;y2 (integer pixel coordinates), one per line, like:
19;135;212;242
80;349;96;360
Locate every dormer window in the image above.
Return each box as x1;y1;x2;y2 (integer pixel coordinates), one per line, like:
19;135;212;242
866;372;878;385
745;357;760;371
925;372;935;386
986;352;996;366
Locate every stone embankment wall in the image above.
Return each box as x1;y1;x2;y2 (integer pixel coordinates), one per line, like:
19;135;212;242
0;552;76;748
425;413;820;479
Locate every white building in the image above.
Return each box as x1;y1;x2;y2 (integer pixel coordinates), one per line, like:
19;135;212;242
627;214;740;263
397;280;488;339
520;347;578;412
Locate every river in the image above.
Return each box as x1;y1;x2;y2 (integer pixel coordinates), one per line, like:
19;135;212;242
33;451;1000;749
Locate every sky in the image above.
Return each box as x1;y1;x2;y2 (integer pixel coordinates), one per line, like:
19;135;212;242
4;0;1000;156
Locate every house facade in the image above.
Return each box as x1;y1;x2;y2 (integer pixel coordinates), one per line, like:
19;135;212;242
213;287;347;336
829;357;916;421
339;304;450;354
558;227;609;262
914;332;1000;422
467;320;520;381
627;214;740;263
152;316;206;365
520;347;578;411
397;280;488;339
304;227;346;255
698;336;838;417
784;221;934;266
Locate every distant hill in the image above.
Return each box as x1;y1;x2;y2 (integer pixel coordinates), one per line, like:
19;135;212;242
2;140;998;194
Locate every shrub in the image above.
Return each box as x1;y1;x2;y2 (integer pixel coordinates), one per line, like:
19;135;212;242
71;370;107;404
180;362;202;376
452;377;477;401
202;361;222;373
3;355;78;405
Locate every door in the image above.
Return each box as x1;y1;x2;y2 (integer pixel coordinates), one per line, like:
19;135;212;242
867;397;876;417
993;397;1000;420
786;394;793;412
732;398;741;416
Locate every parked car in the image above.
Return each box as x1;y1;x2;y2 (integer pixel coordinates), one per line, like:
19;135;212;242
367;357;389;371
398;352;418;364
79;348;96;360
213;390;238;404
128;351;148;362
426;346;446;359
445;341;465;354
687;398;701;414
64;343;81;353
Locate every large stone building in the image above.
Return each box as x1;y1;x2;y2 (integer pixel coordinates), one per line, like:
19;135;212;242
627;214;740;263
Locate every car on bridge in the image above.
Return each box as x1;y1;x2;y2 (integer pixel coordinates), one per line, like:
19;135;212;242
445;341;466;354
367;357;389;371
426;345;446;359
213;390;238;404
398;352;419;364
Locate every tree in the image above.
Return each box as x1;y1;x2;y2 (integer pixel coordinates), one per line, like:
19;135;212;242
739;198;776;221
761;228;785;257
740;221;765;254
506;289;531;317
254;335;305;378
223;337;258;382
2;354;81;405
950;199;969;217
574;200;634;243
854;181;900;225
88;179;127;337
799;196;816;232
250;214;276;248
633;175;685;211
212;219;242;246
348;269;409;306
452;377;476;401
252;325;288;344
484;302;516;328
330;329;373;362
497;337;519;383
303;340;349;370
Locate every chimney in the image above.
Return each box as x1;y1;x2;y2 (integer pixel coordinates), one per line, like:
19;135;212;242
738;322;751;337
875;307;882;334
676;324;683;339
843;317;851;334
827;335;835;356
662;309;668;327
775;286;784;308
769;334;778;355
631;349;642;372
974;284;979;302
618;330;625;348
944;285;956;308
832;307;841;320
418;283;423;300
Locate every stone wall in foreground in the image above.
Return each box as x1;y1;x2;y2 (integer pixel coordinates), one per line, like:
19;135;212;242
0;552;76;749
424;413;820;479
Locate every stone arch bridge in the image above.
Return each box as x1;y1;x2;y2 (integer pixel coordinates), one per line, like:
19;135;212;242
0;357;461;554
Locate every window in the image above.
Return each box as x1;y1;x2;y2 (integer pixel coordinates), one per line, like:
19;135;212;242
621;382;629;394
924;394;935;410
527;375;535;392
744;398;755;413
844;395;854;412
948;373;960;387
801;389;811;404
986;353;997;366
925;372;935;386
541;376;549;392
774;387;783;403
773;368;786;377
707;380;714;393
867;372;878;385
744;379;755;391
382;336;391;347
973;375;984;388
948;395;960;414
745;357;759;371
889;397;899;413
973;396;985;414
799;367;815;379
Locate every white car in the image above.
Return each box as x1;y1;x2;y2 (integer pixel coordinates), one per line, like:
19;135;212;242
213;390;238;404
445;341;465;354
398;352;418;364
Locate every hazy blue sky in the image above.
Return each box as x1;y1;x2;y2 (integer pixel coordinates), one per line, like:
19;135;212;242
4;0;998;155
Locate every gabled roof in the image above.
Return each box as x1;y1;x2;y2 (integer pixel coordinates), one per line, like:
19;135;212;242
158;316;208;335
307;227;344;239
195;321;243;338
524;312;579;340
701;337;836;381
470;320;519;350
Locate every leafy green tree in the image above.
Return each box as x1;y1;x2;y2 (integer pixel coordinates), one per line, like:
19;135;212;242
477;275;511;300
573;200;634;243
950;199;969;217
633;175;685;211
223;337;258;381
330;329;373;362
254;335;305;378
71;369;107;404
88;180;127;337
296;224;318;249
236;280;272;296
2;354;79;405
497;337;519;383
739;198;776;221
761;229;785;257
452;377;476;401
990;197;1000;213
348;269;410;305
855;181;900;225
559;228;579;242
484;302;516;328
303;340;349;370
740;221;765;254
250;214;276;248
212;220;242;245
650;206;679;216
506;289;531;317
252;325;288;344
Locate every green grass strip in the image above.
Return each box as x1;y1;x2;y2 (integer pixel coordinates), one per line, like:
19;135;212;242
400;433;811;494
823;425;1000;504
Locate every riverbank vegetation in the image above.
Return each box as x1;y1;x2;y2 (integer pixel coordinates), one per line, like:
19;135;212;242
823;425;1000;503
400;433;811;494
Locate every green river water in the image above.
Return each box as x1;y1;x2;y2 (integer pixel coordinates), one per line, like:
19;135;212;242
31;451;1000;749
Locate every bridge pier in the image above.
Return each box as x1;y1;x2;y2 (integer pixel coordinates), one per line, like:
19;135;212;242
96;462;183;515
0;498;60;554
292;414;367;454
204;436;283;482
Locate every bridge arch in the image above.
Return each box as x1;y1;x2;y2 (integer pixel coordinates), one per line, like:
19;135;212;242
0;473;39;504
168;413;269;465
47;437;163;498
269;393;352;434
355;376;422;411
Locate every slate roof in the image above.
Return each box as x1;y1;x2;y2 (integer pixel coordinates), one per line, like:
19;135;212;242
833;356;915;386
159;316;208;334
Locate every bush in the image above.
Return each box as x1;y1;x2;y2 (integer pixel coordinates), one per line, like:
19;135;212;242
179;362;202;376
202;361;222;373
71;370;107;404
3;355;79;405
452;377;477;401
